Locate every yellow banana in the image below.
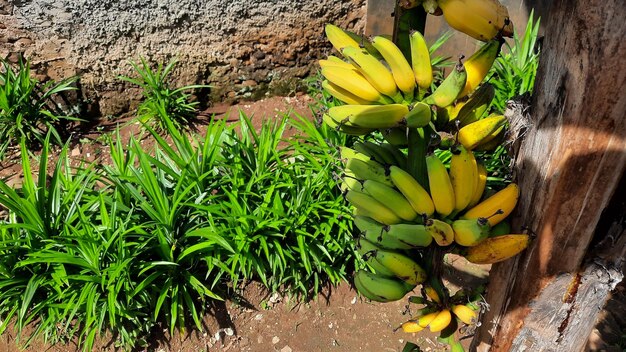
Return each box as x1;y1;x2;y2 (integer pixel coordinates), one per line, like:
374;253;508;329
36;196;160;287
322;113;374;136
438;0;511;42
388;165;435;217
456;83;495;127
449;145;477;212
380;127;408;147
320;66;390;104
423;60;467;108
462;183;519;226
345;157;393;186
402;321;425;333
371;35;416;97
354;270;415;302
324;23;361;54
464;234;531;264
458;114;507;150
474;125;506;151
409;30;433;90
464;0;514;37
424;286;441;303
327;55;350;64
425;218;455;246
452;218;490;246
345;190;402;225
458;38;504;98
428;309;453;332
342;46;403;102
318;57;355;70
321;80;378;105
403;102;432;128
418;311;439;328
374;249;427;285
328;104;409;129
452;304;477;325
363;179;418;221
426;154;455;217
468;161;488;207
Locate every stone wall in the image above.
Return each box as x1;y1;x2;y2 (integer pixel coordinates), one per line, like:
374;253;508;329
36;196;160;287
0;0;366;116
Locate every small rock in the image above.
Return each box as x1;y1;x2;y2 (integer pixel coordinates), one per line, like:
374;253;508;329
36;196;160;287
257;335;264;344
71;147;80;157
214;331;222;341
328;322;333;329
224;327;234;336
269;292;281;304
272;336;280;344
351;296;357;304
255;313;263;320
280;346;292;352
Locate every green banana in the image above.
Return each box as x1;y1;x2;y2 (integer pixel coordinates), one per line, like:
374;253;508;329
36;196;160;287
354;270;415;302
388;165;435;217
339;146;375;164
345;157;393;186
361;141;397;166
425;218;455;246
322;113;374;136
409;30;433;91
353;141;387;165
356;238;397;277
455;83;495;127
489;220;511;237
327;104;409;129
378;143;408;170
404;101;432;128
362;179;418;221
452;218;490;246
385;223;433;247
371;35;416;97
380;127;408;147
342;46;403;102
375;249;428;285
339;175;364;193
363;227;414;250
422;60;467;108
345;190;402;225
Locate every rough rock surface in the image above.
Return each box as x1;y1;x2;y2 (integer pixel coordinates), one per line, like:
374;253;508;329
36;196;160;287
0;0;366;116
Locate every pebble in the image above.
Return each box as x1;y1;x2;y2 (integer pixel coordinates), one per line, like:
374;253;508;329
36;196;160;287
280;346;292;352
272;336;280;344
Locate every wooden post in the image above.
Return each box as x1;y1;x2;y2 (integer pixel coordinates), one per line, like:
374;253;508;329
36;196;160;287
472;0;626;351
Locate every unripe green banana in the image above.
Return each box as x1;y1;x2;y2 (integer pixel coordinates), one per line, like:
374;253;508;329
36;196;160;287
426;154;455;217
339;146;375;164
374;249;428;285
361;141;397;166
452;217;490;246
342;46;403;102
362;179;418;221
459;38;504;98
456;82;495;127
378;143;408;170
385;223;433;247
353;141;387;165
321;66;391;104
409;30;433;90
388;165;435;217
321;80;378;106
362;224;414;250
425;218;455;246
328;104;409;129
354;215;385;233
339;174;364;193
458;114;507;150
356;238;397;278
354;269;415;302
380;127;408;147
345;157;393;186
345;190;402;225
489;220;511;237
371;35;416;97
403;102;432;128
449;145;477;212
422;61;467;108
322;113;374;136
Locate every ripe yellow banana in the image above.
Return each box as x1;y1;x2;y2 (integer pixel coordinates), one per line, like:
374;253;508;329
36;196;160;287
371;35;416;97
449;145;477;212
409;30;433;90
428;309;452;332
324;23;361;54
426;154;455;217
423;61;467;108
375;249;427;285
459;38;504;98
321;80;378;105
318;57;355;70
322;113;374;136
402;320;425;333
345;190;402;225
474;125;506;151
345;157;393;186
321;66;390;104
452;304;477;325
342;46;403;102
464;234;531;264
354;269;415;302
363;179;418;221
418;311;439;328
462;183;519;226
404;102;432;128
452;218;490;246
425;218;455;246
438;0;512;42
458;114;507;150
328;104;409;129
468;161;488;207
424;286;441;303
456;82;495;127
388;165;435;217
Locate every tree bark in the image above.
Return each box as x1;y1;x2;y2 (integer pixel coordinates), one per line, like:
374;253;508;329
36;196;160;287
472;0;626;351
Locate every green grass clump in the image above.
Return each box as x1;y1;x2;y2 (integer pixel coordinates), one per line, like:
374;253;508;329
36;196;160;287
0;58;79;159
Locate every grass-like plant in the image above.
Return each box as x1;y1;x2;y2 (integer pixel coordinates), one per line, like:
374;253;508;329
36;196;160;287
118;57;209;133
0;58;79;159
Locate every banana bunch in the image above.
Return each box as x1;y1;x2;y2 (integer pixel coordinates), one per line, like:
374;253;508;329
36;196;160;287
435;0;514;42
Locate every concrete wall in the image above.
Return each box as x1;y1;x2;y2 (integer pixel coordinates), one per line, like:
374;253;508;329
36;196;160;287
0;0;366;116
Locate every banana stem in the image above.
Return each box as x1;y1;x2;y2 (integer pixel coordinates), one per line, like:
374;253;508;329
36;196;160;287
392;2;427;61
406;127;429;191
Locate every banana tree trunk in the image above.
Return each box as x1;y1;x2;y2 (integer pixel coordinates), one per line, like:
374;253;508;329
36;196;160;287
472;0;626;351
